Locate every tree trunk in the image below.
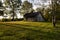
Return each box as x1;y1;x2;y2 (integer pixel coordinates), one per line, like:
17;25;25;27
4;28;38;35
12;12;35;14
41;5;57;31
51;0;57;27
12;4;15;21
12;10;15;21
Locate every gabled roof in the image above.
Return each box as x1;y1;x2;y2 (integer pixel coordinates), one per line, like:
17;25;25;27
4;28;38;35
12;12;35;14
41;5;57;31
24;12;47;21
24;12;40;18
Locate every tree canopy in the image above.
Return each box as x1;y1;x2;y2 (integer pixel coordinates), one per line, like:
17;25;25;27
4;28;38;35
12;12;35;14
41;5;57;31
21;1;33;14
0;1;3;7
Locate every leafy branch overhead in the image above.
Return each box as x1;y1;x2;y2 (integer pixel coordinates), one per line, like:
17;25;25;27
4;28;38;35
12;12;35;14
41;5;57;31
22;1;32;10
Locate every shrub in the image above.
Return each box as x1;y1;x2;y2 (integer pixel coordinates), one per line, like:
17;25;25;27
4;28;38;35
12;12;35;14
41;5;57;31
2;18;11;22
12;18;24;21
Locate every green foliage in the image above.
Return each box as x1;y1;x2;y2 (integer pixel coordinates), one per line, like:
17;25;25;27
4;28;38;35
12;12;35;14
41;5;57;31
2;19;11;22
36;0;60;21
13;18;24;21
55;4;60;20
4;0;22;21
36;8;42;12
22;1;32;10
21;1;33;14
44;8;52;21
51;0;60;20
43;3;60;21
0;1;2;7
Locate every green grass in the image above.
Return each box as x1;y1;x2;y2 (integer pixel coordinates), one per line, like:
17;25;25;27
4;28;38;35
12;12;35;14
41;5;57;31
0;21;60;40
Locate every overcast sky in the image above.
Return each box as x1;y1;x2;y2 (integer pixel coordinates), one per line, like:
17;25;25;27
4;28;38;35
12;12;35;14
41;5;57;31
1;0;51;10
22;0;51;9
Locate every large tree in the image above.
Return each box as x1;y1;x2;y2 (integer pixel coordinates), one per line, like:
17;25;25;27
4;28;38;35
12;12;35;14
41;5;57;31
51;0;60;20
5;0;22;20
44;0;60;21
21;1;33;14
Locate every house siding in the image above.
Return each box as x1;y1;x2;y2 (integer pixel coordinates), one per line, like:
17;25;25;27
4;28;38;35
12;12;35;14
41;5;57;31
24;12;45;22
36;14;45;21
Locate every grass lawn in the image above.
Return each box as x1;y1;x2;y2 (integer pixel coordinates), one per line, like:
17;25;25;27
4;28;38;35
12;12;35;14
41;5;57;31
0;21;60;40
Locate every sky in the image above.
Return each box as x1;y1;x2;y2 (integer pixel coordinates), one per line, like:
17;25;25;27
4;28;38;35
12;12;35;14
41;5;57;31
1;0;4;3
21;0;51;9
1;0;51;9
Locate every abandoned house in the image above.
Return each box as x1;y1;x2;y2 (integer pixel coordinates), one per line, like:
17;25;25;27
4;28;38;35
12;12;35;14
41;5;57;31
24;12;45;22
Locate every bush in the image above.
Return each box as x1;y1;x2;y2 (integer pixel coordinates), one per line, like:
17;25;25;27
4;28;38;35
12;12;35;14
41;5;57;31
2;18;11;22
1;18;24;22
12;18;24;21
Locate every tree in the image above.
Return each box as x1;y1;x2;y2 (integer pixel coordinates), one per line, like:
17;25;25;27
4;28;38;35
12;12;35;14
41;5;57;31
56;4;60;20
44;0;60;27
51;0;60;20
5;0;22;20
43;0;60;21
21;1;32;14
0;1;4;16
43;7;52;21
0;1;3;7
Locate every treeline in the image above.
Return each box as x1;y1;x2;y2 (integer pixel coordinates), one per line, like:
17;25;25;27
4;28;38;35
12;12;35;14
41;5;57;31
0;0;60;21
